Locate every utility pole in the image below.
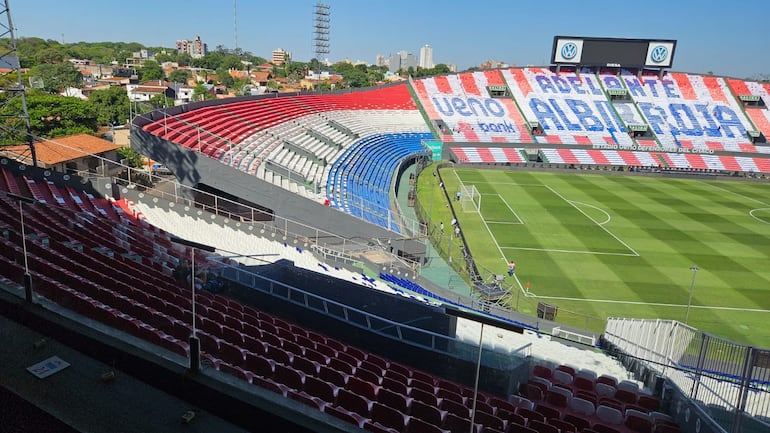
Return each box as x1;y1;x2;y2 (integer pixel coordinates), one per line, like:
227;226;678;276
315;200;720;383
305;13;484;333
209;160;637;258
0;0;37;167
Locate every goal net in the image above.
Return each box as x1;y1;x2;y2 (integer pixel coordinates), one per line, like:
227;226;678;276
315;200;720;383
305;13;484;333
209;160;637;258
460;184;481;213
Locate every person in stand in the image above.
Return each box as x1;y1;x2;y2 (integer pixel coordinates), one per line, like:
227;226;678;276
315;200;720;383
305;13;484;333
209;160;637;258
173;259;190;286
507;260;516;277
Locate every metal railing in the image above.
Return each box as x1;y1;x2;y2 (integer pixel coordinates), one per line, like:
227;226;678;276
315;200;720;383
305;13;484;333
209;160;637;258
104;165;409;259
604;318;770;433
217;260;532;368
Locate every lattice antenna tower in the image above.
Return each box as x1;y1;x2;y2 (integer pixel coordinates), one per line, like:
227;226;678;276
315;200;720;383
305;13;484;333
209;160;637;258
0;0;37;166
233;0;238;53
313;3;330;63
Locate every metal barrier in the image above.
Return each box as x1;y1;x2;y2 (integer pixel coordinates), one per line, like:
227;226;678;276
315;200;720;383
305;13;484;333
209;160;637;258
604;318;770;433
218;261;532;368
102;166;424;271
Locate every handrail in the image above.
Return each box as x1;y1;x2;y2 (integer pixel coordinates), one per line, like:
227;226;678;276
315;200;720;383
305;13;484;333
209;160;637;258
217;260;532;367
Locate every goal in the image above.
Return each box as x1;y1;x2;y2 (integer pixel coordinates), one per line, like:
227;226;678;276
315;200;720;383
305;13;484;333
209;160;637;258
460;184;481;213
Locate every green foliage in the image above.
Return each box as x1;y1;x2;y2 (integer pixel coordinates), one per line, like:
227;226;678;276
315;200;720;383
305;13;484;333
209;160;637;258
88;85;130;126
116;146;143;168
167;68;191;84
36;47;65;64
216;66;235;88
410;64;452;78
149;94;173;109
0;93;97;142
138;60;164;81
330;62;369;87
0;38;158;68
192;83;214;101
286;61;308;80
30;62;83;93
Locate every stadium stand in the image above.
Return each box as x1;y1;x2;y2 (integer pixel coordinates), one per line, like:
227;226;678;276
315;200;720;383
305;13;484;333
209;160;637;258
1;162;657;433
12;62;770;433
620;71;755;152
725;79;770;141
326;132;432;231
450;146;528;163
502;67;635;148
140;85;432;223
412;71;531;143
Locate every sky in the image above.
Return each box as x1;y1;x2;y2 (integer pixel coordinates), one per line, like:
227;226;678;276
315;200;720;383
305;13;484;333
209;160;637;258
11;0;770;79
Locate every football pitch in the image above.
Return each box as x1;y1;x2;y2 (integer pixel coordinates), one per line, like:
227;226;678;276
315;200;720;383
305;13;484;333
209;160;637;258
428;168;770;347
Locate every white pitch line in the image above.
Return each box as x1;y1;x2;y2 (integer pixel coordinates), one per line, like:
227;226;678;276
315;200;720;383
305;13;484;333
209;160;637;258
487;221;524;225
748;208;770;225
500;245;638;256
480;211;508;264
498;194;524;224
475;181;549;188
569;200;611;226
544;185;639;257
453;171;510;263
705;182;770;207
523;293;770;313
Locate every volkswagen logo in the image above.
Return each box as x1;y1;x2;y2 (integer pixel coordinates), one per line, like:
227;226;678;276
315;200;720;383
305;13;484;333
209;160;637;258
561;42;578;60
650;45;668;63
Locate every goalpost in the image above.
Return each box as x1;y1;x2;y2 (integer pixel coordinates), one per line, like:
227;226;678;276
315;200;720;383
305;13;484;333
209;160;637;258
460;184;481;213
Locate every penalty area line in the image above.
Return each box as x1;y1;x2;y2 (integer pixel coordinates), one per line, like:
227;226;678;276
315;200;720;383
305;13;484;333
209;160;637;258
545;185;639;257
523;293;770;313
500;246;638;257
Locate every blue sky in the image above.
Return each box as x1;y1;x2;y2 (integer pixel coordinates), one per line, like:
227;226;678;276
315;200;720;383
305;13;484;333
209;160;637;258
12;0;770;78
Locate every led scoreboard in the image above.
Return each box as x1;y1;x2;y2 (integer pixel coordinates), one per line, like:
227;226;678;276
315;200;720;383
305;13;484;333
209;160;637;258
552;36;677;69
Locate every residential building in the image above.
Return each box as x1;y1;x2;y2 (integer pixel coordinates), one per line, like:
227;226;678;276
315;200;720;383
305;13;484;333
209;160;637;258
419;44;434;69
479;59;509;69
271;48;291;66
375;54;387;68
0;133;121;176
176;35;208;59
126;80;176;103
124;49;154;69
388;53;401;72
400;51;418;70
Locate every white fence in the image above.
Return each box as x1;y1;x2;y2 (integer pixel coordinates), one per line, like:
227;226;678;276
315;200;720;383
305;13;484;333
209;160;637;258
604;318;770;433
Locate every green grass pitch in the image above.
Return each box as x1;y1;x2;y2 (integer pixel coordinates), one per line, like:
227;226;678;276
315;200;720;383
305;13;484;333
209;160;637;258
429;168;770;347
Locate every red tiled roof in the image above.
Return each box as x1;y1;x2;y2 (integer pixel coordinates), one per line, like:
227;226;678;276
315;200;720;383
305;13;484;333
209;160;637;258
0;133;120;165
132;86;167;94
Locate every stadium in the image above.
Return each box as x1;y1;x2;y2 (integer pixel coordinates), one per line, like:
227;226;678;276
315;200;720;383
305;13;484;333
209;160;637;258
2;34;770;433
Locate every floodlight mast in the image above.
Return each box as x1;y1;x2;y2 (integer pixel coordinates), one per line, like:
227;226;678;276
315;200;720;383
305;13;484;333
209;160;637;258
313;3;331;61
0;0;37;167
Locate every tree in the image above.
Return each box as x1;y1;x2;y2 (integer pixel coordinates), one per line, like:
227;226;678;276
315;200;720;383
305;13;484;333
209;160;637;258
149;93;173;109
0;93;97;141
193;83;214;101
167;68;191;85
433;64;451;74
220;55;243;71
36;47;65;64
88;85;130;126
216;66;235;88
117;146;143;168
30;62;83;93
138;60;164;81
